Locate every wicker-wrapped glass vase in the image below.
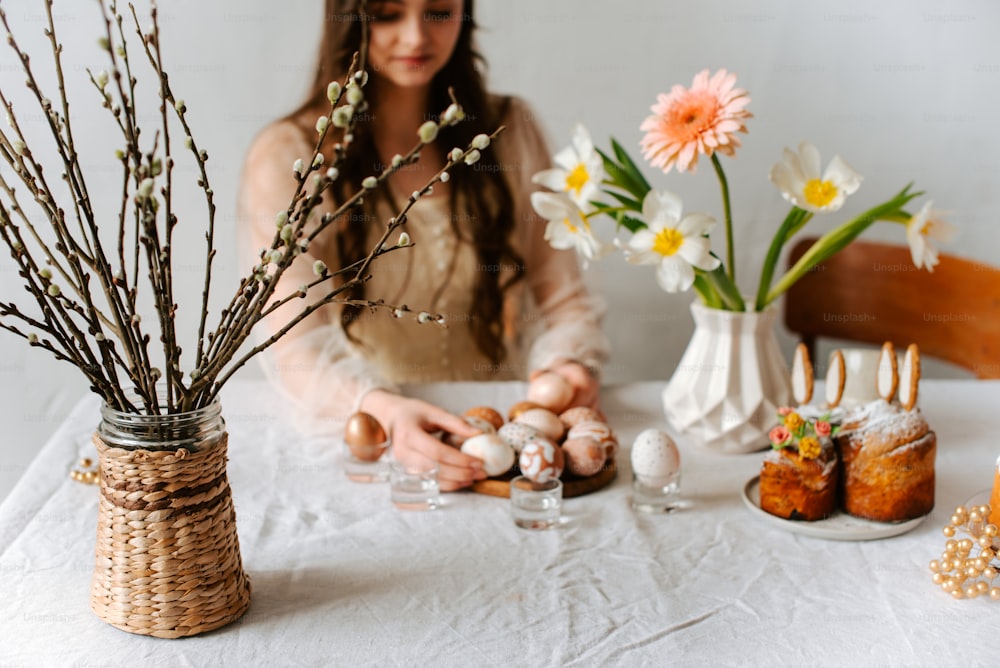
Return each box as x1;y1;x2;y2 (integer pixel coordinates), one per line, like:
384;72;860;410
90;396;251;638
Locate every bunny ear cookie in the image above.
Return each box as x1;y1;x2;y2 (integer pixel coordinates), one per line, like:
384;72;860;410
791;342;814;405
825;349;846;408
877;341;899;402
898;343;921;411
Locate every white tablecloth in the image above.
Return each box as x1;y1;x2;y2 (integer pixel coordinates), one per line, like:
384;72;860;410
2;379;999;666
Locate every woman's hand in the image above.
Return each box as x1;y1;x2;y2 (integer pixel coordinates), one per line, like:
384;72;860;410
360;389;486;491
530;361;601;410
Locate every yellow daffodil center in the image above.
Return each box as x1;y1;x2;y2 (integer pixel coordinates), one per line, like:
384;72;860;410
803;179;838;208
562;217;579;234
652;228;684;256
565;163;589;196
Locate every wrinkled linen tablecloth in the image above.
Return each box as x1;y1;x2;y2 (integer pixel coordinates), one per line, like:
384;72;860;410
2;379;999;667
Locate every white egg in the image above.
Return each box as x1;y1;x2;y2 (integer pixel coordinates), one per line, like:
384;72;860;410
497;422;543;453
461;433;515;477
443;415;496;448
514;408;565;442
630;428;680;482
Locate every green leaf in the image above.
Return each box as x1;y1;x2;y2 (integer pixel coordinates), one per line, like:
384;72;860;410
610;138;652;194
605;190;642;213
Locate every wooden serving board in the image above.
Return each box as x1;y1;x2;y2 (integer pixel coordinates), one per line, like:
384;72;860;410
470;460;617;499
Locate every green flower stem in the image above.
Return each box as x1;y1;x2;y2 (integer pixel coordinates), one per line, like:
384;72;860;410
705;263;745;311
754;206;811;311
693;273;723;309
710;153;735;283
763;185;922;307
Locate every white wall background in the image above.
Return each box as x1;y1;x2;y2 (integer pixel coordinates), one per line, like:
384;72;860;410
1;0;998;501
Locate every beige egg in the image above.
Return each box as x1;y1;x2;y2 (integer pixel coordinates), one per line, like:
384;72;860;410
562;436;607;477
514;407;565;442
518;438;565;483
343;412;388;462
507;400;542;422
526;371;574;413
464;405;505;431
461;433;516;477
558;406;604;429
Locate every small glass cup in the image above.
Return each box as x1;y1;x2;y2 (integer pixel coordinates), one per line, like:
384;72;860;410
342;439;391;483
631;471;682;513
390;459;440;511
510;476;562;530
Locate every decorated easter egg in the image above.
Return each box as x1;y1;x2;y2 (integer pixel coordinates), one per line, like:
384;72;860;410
507;400;542;422
443;415;496;448
514;408;565;442
562;436;606;477
630;429;680;482
464;405;505;431
461;433;516;477
343;412;389;462
567;420;618;458
526;371;574;413
497;422;544;453
558;406;605;429
518;438;565;483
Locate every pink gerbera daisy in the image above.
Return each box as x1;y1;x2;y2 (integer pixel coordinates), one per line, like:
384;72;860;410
639;69;751;174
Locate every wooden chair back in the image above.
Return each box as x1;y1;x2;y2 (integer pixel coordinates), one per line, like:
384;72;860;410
783;238;1000;379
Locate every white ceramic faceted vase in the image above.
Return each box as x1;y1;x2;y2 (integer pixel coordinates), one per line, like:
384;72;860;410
662;302;792;454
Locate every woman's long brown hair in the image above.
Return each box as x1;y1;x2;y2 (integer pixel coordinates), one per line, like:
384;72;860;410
286;0;524;365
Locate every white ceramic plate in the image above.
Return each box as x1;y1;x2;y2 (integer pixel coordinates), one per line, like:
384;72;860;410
742;476;927;541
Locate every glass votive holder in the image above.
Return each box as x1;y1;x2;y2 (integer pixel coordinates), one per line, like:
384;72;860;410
342;439;391;483
510;476;562;530
631;471;682;514
390;459;440;511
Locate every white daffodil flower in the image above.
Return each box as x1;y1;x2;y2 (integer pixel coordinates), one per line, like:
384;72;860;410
618;190;719;293
906;200;955;271
530;191;608;267
769;141;862;213
532;123;605;208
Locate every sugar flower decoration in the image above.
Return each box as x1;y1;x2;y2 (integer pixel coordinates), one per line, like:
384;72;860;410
906;200;956;271
639;69;751;174
530;192;607;267
532;123;605;208
618;190;719;293
769;407;839;459
769;142;862;213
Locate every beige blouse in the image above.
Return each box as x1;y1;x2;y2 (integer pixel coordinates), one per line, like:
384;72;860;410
237;97;608;431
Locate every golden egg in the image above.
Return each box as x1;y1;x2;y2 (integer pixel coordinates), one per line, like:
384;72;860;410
344;412;388;462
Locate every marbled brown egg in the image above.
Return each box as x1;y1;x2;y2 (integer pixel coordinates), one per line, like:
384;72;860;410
562;436;607;477
343;412;388;462
518;438;565;483
464;406;505;431
558;406;605;429
514;407;565;442
567;420;618;459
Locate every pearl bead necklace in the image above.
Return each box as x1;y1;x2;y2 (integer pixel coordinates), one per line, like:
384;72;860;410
929;504;1000;600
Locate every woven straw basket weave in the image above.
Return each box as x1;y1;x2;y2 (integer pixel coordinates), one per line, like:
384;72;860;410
90;431;252;638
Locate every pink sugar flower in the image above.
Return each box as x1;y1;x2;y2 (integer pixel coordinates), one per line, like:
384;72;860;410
814;420;832;437
769;426;792;447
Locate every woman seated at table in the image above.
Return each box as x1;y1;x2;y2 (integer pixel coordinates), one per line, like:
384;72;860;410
237;0;608;490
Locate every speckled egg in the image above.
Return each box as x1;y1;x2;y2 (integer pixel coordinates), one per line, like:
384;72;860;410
518;438;565;483
443;415;496;448
514;408;565;442
559;406;605;429
562;436;606;477
464;406;505;431
526;371;574;413
497;422;544;453
461;433;516;477
567;420;618;457
630;428;680;482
